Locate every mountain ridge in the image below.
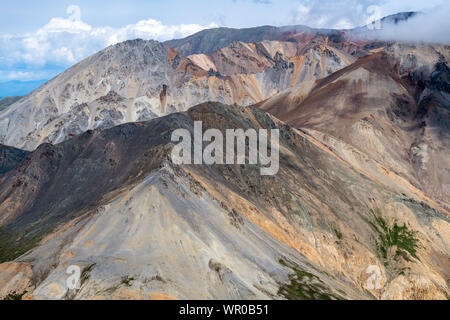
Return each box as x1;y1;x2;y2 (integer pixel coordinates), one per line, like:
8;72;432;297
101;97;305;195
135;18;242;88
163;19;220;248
1;102;448;299
0;37;355;150
165;12;417;56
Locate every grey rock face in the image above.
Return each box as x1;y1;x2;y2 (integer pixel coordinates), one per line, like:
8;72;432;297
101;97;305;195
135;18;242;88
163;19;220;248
0;38;353;151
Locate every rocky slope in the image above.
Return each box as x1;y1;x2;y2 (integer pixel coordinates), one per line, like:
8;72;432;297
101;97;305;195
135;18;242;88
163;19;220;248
0;38;354;151
257;43;450;212
0;103;448;300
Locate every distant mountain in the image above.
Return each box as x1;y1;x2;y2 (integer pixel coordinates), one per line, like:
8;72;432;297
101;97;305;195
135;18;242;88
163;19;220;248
0;80;48;98
0;12;438;153
0;96;22;112
165;25;316;56
379;11;419;25
164;12;418;56
353;11;420;32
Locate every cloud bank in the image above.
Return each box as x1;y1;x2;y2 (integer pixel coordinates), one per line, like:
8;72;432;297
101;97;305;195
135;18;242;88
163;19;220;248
291;0;370;29
290;0;450;34
359;5;450;44
0;5;217;81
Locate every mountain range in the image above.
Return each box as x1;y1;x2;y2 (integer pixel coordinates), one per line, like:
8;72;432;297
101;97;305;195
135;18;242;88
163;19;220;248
0;12;449;300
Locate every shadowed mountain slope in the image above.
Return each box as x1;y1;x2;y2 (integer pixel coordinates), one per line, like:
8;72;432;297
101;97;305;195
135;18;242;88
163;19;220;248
0;145;28;175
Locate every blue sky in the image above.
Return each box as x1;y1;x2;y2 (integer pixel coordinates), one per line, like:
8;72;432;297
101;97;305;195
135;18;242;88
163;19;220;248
0;0;448;89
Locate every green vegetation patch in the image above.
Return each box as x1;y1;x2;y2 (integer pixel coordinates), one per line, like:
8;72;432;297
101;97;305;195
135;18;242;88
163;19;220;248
278;259;342;300
369;211;420;266
2;290;27;300
0;227;53;263
80;263;96;286
333;227;343;240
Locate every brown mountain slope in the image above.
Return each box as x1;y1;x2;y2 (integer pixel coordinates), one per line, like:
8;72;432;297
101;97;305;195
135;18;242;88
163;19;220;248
258;43;450;211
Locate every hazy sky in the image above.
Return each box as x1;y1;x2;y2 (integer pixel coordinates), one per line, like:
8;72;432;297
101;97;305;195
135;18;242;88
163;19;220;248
0;0;448;84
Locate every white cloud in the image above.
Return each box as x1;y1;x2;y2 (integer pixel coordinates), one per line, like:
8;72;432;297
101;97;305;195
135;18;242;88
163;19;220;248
106;19;217;47
358;4;450;43
290;0;449;30
0;70;53;81
0;5;217;72
292;0;367;29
